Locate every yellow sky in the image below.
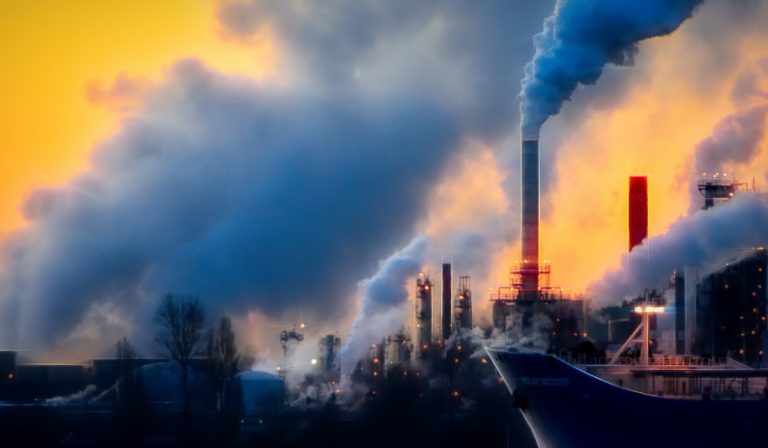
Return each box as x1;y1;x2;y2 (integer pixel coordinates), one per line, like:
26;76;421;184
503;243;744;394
539;33;768;294
0;0;273;238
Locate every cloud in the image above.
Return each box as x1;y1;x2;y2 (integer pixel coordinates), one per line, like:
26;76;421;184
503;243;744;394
0;60;461;353
1;2;569;358
216;0;555;135
519;0;702;139
85;73;151;115
694;105;768;173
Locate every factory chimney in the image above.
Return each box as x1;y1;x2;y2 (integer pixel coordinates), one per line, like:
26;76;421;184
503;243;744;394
628;176;648;252
521;138;540;300
441;263;452;340
454;275;472;331
414;273;433;360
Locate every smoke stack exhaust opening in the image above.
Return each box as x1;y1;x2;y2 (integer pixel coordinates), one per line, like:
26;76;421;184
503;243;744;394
521;138;540;300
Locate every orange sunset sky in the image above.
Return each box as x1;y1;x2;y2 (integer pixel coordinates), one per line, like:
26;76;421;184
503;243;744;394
0;0;275;238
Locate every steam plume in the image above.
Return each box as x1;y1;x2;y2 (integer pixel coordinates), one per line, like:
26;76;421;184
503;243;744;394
0;2;558;357
695;104;768;174
341;236;428;378
0;62;457;353
520;0;701;138
589;194;768;305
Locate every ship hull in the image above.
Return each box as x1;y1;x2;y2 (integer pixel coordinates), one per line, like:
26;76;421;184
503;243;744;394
488;349;768;448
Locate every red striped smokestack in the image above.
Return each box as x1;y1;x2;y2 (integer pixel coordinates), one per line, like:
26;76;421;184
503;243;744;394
629;176;648;251
521;138;539;298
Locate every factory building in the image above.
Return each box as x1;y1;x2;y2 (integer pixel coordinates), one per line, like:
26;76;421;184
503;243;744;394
414;273;433;359
318;334;341;375
0;353;90;402
384;331;412;369
694;248;768;366
674;271;686;354
489;136;586;350
453;275;472;331
490;257;584;348
0;351;15;385
697;173;749;209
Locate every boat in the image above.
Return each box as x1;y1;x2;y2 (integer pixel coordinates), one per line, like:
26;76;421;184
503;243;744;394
486;298;768;448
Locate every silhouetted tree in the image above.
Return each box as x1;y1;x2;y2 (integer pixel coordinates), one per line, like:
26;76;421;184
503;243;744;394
207;316;239;410
115;337;137;403
154;294;206;413
116;337;137;401
207;316;241;445
114;337;145;446
116;337;136;362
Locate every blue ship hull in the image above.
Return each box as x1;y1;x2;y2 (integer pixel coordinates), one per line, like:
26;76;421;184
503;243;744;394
488;349;768;448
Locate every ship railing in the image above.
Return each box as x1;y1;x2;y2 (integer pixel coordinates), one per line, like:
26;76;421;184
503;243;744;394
560;354;730;367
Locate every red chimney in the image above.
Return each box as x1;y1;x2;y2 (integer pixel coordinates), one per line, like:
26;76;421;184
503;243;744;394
629;176;648;251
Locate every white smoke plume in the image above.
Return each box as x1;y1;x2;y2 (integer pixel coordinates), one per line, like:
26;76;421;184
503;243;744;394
249;337;342;408
341;236;429;379
686;61;768;209
589;193;768;305
694;61;768;179
1;2;559;358
520;0;701;138
45;384;99;407
695;105;768;174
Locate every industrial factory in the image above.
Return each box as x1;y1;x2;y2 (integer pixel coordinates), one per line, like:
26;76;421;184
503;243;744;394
1;125;766;448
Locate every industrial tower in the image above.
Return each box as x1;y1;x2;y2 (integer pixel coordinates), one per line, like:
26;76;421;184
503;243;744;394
453;275;472;331
414;273;433;359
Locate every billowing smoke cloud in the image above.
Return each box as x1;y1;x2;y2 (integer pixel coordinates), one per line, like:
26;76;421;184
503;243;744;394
686;61;768;209
341;236;428;377
0;62;458;353
695;104;768;173
730;61;768;106
696;60;768;174
1;3;562;358
218;0;555;136
589;194;768;304
520;0;701;138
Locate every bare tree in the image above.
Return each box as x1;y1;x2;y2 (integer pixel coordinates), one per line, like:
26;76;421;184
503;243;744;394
116;337;136;363
115;337;145;445
154;294;206;412
207;316;239;410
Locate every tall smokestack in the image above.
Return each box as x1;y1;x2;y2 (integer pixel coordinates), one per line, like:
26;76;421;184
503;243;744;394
629;176;648;251
521;138;539;299
414;273;432;360
441;263;451;340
